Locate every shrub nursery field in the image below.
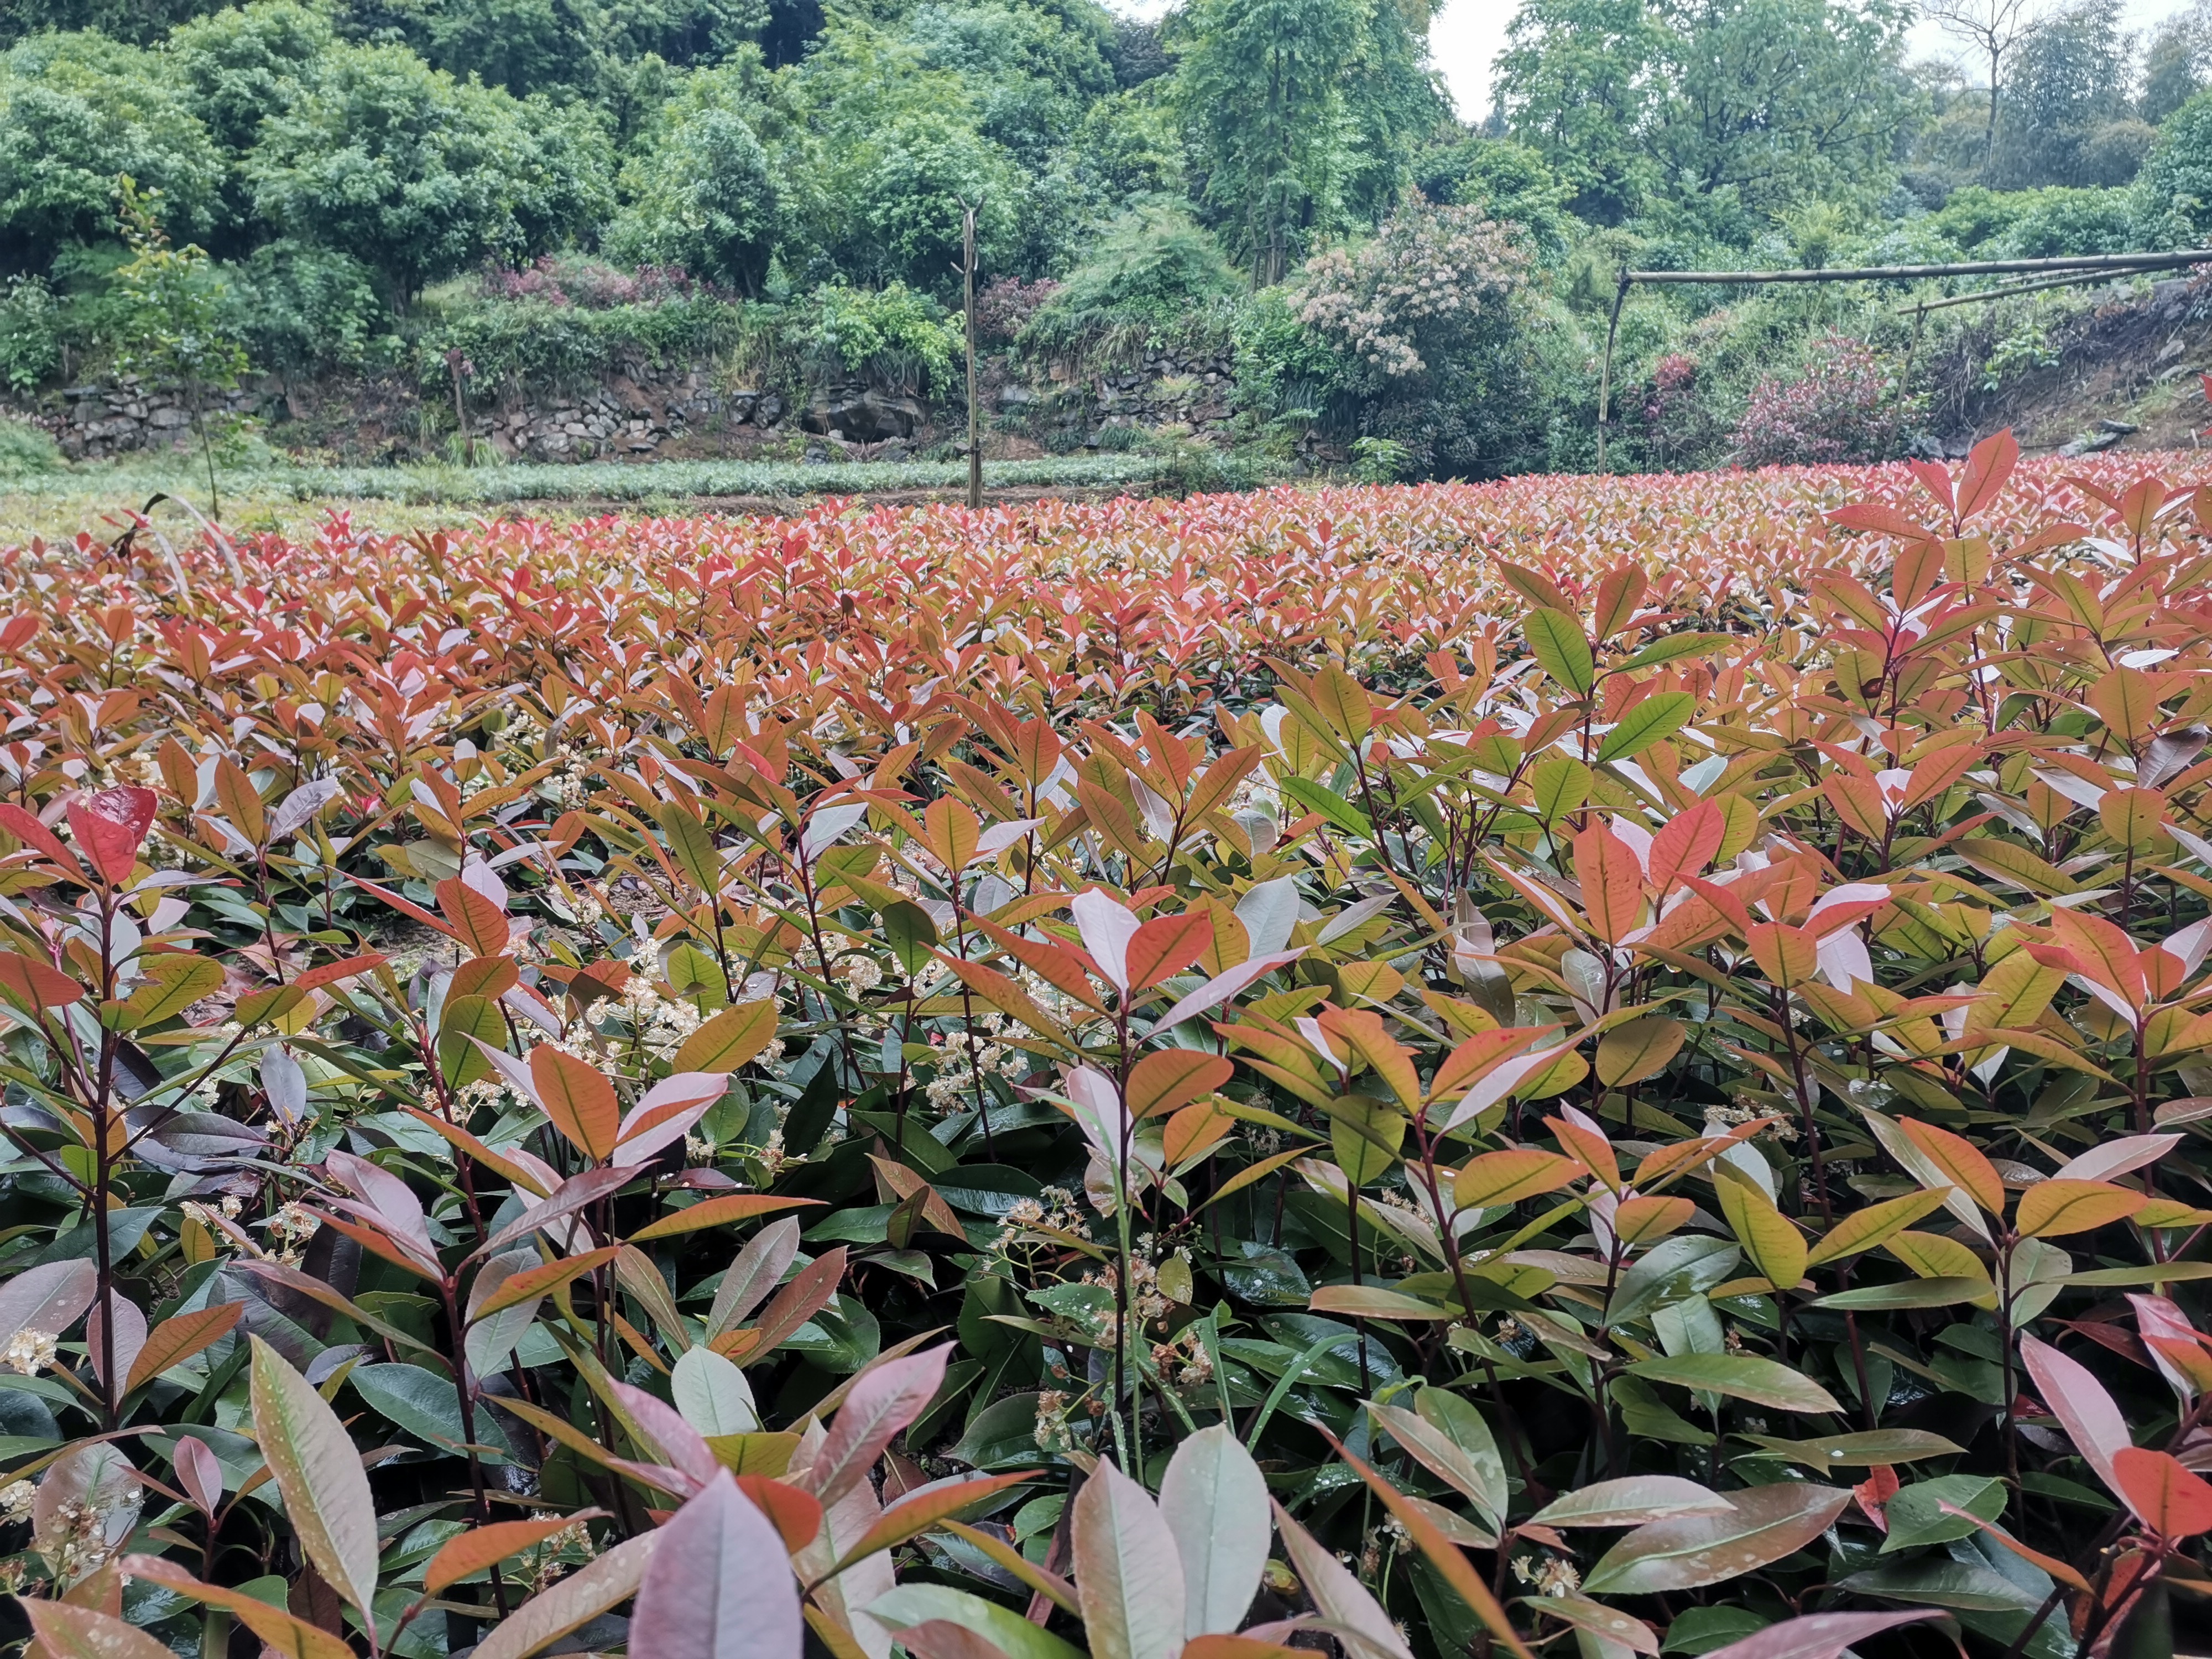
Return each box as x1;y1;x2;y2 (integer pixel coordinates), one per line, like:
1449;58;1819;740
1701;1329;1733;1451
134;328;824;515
6;442;2212;1659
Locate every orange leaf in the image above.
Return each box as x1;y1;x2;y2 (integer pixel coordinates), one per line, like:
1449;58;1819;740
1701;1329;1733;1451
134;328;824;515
628;1195;823;1242
530;1046;621;1163
1164;1099;1234;1167
0;951;84;1010
2112;1447;2212;1539
2014;1179;2148;1239
735;1475;825;1552
472;1246;623;1319
1573;822;1644;943
425;1512;606;1595
125;1303;242;1394
1125;911;1212;992
1896;1117;2005;1215
1453;1148;1584;1211
437;877;513;958
1126;1048;1233;1120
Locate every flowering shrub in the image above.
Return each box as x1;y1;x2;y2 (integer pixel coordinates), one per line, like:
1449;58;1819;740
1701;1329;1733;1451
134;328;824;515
972;275;1060;345
2;440;2212;1659
479;254;719;308
1295;195;1530;379
1731;329;1906;467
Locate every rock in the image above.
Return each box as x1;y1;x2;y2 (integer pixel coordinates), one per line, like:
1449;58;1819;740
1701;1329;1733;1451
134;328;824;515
2096;418;2140;434
1905;433;1944;461
998;384;1035;410
2058;429;2124;457
755;392;785;427
802;387;924;442
728;390;760;424
148;407;192;429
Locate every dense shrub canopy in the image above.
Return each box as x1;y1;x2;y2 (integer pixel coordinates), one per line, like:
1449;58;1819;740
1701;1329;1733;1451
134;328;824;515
2;446;2212;1659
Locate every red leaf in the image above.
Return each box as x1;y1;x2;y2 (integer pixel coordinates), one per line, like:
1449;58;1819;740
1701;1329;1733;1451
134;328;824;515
1124;910;1212;992
734;1475;824;1553
1955;430;2020;525
0;951;84;1010
65;786;157;884
1852;1464;1898;1533
0;802;86;879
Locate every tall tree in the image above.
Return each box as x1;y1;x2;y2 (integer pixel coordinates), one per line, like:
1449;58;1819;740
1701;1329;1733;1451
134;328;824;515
1496;0;1918;232
1992;0;2142;186
1493;0;1665;225
1918;0;2046;176
1173;0;1370;285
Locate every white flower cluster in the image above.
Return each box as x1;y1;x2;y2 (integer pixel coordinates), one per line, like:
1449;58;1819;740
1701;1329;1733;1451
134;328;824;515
523;1511;597;1591
922;1011;1025;1116
992;1185;1092;1251
539;744;597;811
585;977;704;1064
1512;1554;1581;1598
2;1329;56;1376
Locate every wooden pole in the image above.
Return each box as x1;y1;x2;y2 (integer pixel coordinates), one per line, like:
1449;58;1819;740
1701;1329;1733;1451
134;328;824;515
963;201;981;512
1596;269;1629;472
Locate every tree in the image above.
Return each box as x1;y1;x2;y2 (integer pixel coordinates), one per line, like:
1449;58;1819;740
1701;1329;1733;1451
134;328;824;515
1497;0;1919;234
1291;194;1542;474
604;93;781;292
2133;85;2212;245
1493;0;1667;225
1174;0;1370;285
0;31;225;260
1918;0;2047;176
1991;0;2143;186
2143;0;2212;126
1650;0;1920;225
246;42;612;304
112;179;248;518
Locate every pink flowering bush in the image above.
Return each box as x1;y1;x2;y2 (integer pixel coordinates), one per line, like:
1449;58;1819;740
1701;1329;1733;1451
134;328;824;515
1730;329;1906;467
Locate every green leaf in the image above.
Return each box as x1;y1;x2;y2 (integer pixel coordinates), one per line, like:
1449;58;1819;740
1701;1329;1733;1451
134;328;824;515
670;1347;760;1437
1626;632;1731;670
1531;757;1591;823
1583;1481;1851;1594
351;1362;514;1463
1525;608;1596;697
1881;1473;2006;1552
1741;1429;1965;1468
1626;1353;1843;1414
1606;1235;1741;1327
882;900;939;978
672;999;779;1073
1072;1459;1186;1659
118;954;224;1028
2062;1262;2212;1287
1661;1607;1768;1654
1597;691;1697;764
1813;1276;1994;1310
1279;775;1373;838
248;1337;381;1625
951;1392;1051;1469
656;800;722;893
1836;1558;2042;1614
435;993;508;1089
1530;1475;1734;1528
868;1584;1087;1659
